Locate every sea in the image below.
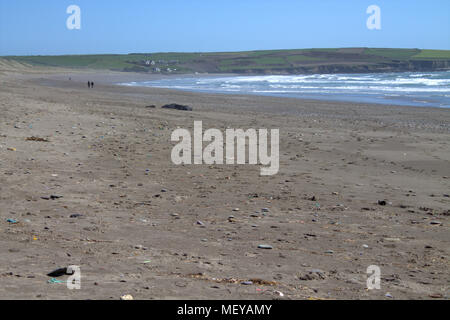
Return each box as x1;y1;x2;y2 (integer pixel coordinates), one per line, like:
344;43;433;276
120;71;450;108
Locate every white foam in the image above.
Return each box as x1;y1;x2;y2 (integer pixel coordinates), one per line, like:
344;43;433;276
117;71;450;108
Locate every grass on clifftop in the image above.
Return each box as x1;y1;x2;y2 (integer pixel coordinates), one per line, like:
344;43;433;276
4;48;450;74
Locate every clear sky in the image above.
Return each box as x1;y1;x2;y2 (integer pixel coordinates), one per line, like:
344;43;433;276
0;0;449;56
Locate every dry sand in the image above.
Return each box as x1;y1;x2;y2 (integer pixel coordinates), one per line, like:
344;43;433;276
0;65;449;300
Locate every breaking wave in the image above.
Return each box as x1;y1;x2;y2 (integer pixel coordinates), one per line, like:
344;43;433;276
119;71;450;108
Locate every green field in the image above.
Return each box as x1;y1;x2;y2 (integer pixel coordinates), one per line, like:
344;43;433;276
410;50;450;60
4;48;450;74
363;48;420;60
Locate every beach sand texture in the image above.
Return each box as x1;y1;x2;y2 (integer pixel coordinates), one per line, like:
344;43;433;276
0;63;449;300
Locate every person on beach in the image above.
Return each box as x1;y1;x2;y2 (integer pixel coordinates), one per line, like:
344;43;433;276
88;81;91;88
91;81;94;88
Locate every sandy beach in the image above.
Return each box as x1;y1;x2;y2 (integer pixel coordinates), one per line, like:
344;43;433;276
0;65;449;300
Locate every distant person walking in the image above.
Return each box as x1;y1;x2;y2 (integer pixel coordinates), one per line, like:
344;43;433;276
88;81;91;88
91;81;94;88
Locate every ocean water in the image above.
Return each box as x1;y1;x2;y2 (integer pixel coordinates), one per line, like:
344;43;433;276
120;71;450;108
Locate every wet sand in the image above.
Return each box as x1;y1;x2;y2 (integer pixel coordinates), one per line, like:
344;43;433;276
0;67;449;300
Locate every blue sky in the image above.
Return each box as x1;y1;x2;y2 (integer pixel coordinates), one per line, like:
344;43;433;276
0;0;449;56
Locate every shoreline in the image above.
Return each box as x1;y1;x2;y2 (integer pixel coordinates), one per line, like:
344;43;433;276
114;72;450;110
24;70;450;112
18;67;448;110
116;83;450;110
